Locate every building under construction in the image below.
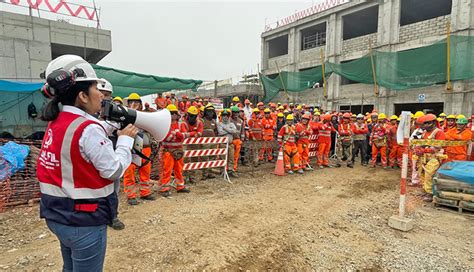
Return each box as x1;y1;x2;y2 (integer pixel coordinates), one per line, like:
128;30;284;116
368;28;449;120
260;0;474;115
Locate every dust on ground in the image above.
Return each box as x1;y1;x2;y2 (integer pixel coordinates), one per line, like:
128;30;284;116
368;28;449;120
0;164;473;271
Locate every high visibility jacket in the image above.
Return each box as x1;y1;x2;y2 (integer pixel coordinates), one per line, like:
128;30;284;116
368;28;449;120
248;117;263;140
318;122;334;144
179;101;191;113
155;97;167;109
370;123;389;145
446;128;471;157
181;119;203;138
388;124;398;146
276;119;285;138
261;117;276;140
445;126;457;135
351;122;368;141
309;121;320;140
338;123;352;143
422;128;446;140
163;122;185;149
37;112;116;226
295;122;312;144
278;124;297;144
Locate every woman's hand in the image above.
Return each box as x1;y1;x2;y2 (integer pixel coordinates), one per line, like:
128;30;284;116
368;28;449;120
118;124;139;138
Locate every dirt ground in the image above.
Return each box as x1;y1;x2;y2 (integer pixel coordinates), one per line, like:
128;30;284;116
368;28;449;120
0;164;473;271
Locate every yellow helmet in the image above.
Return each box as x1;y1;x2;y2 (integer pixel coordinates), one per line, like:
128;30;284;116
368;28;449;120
277;113;284;118
390;115;398;120
314;111;321;116
447;114;456;119
205;103;215;110
456;114;466;119
378;113;387;119
286;114;294;121
352;114;357;117
166;104;178;112
112;96;123;103
200;106;205;112
283;109;289;114
277;106;284;110
439;112;447;117
296;105;302;110
397;117;401;121
264;108;271;113
128;92;141;101
232;96;240;102
253;108;260;113
187;106;199;115
436;117;443;122
414;111;424;119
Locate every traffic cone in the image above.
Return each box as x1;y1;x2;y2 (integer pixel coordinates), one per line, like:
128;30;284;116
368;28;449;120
274;147;285;176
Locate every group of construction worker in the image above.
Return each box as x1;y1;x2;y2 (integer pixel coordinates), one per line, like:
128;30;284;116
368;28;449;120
109;93;473;206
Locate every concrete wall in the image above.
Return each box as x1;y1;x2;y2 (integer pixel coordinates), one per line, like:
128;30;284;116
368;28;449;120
399;15;450;43
341;33;377;57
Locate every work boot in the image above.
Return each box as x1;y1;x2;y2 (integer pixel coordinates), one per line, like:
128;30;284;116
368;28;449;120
369;164;376;168
109;218;125;230
160;190;171;198
177;188;191;193
297;169;304;174
319;165;324;169
127;198;138;205
422;194;433;202
288;170;294;174
347;164;353;168
334;163;341;168
229;171;239;178
306;165;314;171
141;194;157;201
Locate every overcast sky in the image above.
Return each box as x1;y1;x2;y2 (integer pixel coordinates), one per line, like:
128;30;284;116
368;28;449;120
97;0;317;83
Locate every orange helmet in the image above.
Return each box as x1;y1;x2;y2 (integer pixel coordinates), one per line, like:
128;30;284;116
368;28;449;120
424;113;437;123
323;114;331;121
182;95;188;99
343;113;351;119
302;113;311;120
257;102;264;107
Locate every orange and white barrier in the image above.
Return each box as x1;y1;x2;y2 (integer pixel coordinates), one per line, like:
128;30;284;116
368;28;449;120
182;137;231;183
308;134;318;158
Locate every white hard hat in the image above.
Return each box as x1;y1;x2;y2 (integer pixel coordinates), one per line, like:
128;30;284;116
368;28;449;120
45;54;102;83
97;78;113;93
356;114;364;119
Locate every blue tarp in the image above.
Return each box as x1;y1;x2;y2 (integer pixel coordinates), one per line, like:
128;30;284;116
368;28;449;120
0;80;44;93
0;142;30;177
437;161;474;185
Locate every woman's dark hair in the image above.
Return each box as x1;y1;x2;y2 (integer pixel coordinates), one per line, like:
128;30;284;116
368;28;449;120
41;81;94;121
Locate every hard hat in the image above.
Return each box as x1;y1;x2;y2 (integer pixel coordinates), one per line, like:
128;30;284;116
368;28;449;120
232;96;240;102
414;111;424;119
205;103;215;110
296;105;302;110
264;108;271;113
194;96;200;99
416;115;427;124
289;103;294;107
456;114;466;119
182;95;188;99
253;108;260;113
370;111;378;117
390;115;398;120
200;106;205;112
397;117;401;121
257;102;264;107
97;78;113;93
277;102;282;106
231;105;240;112
187;106;199;115
378;113;387;119
128;92;141;101
343;113;351;119
283;109;289;114
302;113;311;119
456;117;468;125
270;103;277;108
221;108;230;115
439;112;447;117
446;114;456;119
244;99;251;104
112;96;123;103
436;117;443;122
166;104;178;112
356;114;364;119
45;54;102;84
323;114;332;121
313;111;321;116
424;113;437;123
352;114;357;117
277;113;284;118
277;106;284;110
286;114;294;121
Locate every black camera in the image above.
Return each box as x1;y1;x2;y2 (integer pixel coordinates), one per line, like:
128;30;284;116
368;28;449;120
101;100;137;128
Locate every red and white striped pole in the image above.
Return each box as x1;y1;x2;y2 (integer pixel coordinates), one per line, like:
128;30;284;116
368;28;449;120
388;111;413;231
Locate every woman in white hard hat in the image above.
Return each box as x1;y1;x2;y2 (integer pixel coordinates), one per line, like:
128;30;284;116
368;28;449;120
37;55;138;271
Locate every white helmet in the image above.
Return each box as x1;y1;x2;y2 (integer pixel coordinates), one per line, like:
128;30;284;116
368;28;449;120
97;78;113;93
356;114;364;119
45;54;102;83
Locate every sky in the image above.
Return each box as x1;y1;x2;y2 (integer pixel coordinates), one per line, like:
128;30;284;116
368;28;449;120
96;0;317;84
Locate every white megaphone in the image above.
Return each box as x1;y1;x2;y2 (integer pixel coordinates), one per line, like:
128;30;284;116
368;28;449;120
102;102;171;142
134;109;171;142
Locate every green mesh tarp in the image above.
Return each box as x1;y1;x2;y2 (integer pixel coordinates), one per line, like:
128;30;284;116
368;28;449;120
261;35;474;102
92;64;202;98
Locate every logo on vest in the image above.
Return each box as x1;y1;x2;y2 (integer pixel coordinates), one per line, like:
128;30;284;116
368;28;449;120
44;129;53;148
39;150;60;170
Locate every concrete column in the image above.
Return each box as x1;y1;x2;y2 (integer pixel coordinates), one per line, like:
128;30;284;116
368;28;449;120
326;13;341;111
287;28;297;72
451;0;472;31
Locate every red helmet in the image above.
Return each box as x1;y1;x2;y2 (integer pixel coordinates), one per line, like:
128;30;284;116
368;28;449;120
182;95;188;99
257;102;264;107
323;114;332;121
302;113;311;120
424;113;437;123
343;113;351;119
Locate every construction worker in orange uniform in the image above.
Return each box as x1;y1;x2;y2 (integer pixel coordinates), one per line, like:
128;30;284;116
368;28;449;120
295;113;313;171
308;111;321;164
181;106;203;183
444;114;457;133
369;113;389;168
388;115;402;168
446;117;472;161
159;104;190;197
248;108;263;166
123;93;156;205
230;106;245;172
154;93;167;109
278;114;303;174
179;95;191;115
317;114;334;168
438;113;447;129
257;102;265;117
260;108;276;162
338;113;353;168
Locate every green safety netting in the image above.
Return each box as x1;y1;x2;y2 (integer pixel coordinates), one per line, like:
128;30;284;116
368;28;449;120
261;35;474;102
92;64;203;98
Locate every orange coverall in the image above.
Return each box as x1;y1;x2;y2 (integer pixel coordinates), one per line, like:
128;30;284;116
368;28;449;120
278;124;300;171
160;122;186;192
295;122;312;169
123;146;152;199
317;122;334;166
445;127;472;161
260;117;276;161
370;123;389;167
388;124;402;167
232;116;246;171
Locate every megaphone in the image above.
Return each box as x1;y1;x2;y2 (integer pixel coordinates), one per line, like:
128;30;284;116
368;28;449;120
101;101;171;142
